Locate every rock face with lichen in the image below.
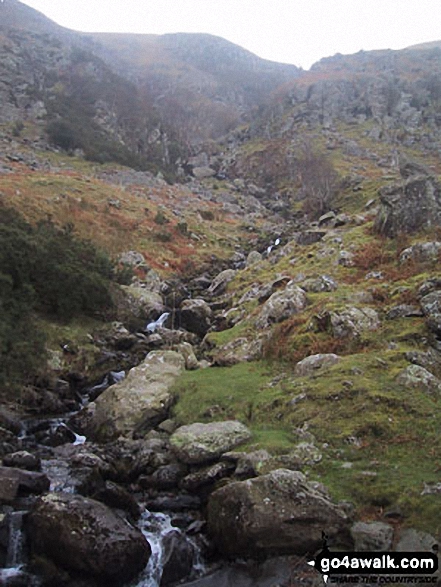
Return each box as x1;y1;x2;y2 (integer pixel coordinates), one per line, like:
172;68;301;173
27;493;151;584
170;421;252;464
207;469;351;557
75;351;185;441
375;174;441;237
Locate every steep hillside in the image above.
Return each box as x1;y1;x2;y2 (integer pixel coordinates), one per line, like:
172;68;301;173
83;32;300;142
2;3;441;583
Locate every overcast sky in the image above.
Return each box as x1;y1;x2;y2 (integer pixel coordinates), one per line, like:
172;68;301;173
19;0;441;69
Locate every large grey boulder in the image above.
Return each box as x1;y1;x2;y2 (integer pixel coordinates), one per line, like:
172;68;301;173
180;298;213;337
27;493;150;584
207;269;236;297
351;521;393;551
315;307;380;339
256;282;307;329
76;351;185;441
400;242;441;264
396;364;441;395
170;421;252;465
295;353;341;377
207;469;351;557
375;174;441;237
112;284;165;329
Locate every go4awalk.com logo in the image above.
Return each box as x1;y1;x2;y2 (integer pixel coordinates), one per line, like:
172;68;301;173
308;534;438;584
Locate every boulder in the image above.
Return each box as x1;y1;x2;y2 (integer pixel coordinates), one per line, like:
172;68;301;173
246;251;263;266
112;284;165;329
315;307;380;339
180;299;213;337
0;467;50;503
207;269;236;297
171;421;252;465
256;282;307;329
295;353;341;377
375;175;441;237
76;351;185;441
300;275;338;293
396;365;441;395
27;493;150;584
207;469;351;557
400;242;441;264
177;342;200;370
351;521;393;551
2;451;41;471
395;529;438;552
161;529;195;585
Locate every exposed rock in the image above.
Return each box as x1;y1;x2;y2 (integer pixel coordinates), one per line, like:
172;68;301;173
171;421;252;465
180;299;213;337
318;210;336;226
246;250;263;266
256;282;307;329
375;175;441;237
295;353;341;377
207;469;351;557
300;275;337;293
2;451;41;472
161;529;196;585
400;242;441;264
112;284;165;329
177;342;200;370
192;166;216;178
75;351;185;441
289;442;322;466
222;449;272;479
396;364;441;394
139;463;188;491
395;529;438;552
295;231;326;245
0;467;50;503
385;304;423;319
27;493;150;584
118;250;148;269
207;269;236;297
92;480;141;520
314;307;380;338
207;335;263;366
180;461;235;492
351;521;393;551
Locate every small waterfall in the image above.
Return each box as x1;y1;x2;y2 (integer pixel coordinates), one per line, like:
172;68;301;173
5;511;25;568
132;512;173;587
131;511;206;587
0;511;41;586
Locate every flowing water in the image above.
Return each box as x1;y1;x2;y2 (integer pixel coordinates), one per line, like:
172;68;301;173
1;400;207;586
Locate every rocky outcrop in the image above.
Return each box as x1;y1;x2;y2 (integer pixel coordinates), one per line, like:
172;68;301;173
375;174;441;237
256;282;307;328
0;467;50;503
207;269;236;297
351;521;393;551
75;351;185;441
397;365;441;394
180;298;213;337
207;469;351;557
112;284;165;330
295;353;341;377
314;307;380;339
170;421;252;465
27;493;150;585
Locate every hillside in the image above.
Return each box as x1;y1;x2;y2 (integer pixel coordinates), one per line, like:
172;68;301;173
1;2;441;586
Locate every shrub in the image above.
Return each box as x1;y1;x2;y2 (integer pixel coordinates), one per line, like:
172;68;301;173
0;205;116;391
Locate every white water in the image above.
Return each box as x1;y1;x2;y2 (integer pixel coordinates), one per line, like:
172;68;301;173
0;511;42;586
131;510;206;587
131;511;175;587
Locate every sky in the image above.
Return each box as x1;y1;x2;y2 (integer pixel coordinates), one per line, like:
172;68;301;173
18;0;441;70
